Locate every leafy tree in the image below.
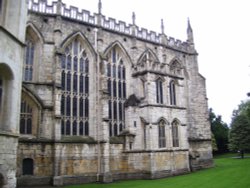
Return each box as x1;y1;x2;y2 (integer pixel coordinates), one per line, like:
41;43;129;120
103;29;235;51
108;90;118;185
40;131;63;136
229;100;250;158
209;108;229;153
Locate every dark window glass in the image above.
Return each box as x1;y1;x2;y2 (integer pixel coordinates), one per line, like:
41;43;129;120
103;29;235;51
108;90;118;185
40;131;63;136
79;121;84;135
66;96;71;116
61;120;65;135
85;76;89;94
0;79;2;110
107;64;111;77
80;74;84;93
170;81;176;105
66;72;71;91
112;48;116;63
114;123;118;136
80;58;84;72
61;71;65;90
85;59;89;73
66;120;71;135
73;97;77;117
73;57;78;71
118;81;122;98
85;121;89;135
67;55;71;70
85;99;89;117
113;102;117;120
73;73;77;92
79;98;84;117
156;79;163;104
22;158;34;175
108;79;111;96
73;121;77;135
113;80;116;97
61;96;65;115
108;100;112;119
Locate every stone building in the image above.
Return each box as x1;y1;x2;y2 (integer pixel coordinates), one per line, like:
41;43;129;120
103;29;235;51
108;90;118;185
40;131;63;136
16;0;212;187
0;0;28;188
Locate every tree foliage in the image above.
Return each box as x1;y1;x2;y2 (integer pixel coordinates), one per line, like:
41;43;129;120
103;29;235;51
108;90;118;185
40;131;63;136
229;100;250;158
209;108;229;153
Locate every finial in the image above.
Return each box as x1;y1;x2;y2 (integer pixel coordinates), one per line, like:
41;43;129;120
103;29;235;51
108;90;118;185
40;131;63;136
132;12;136;25
187;17;194;44
98;0;102;14
161;19;165;34
187;17;193;32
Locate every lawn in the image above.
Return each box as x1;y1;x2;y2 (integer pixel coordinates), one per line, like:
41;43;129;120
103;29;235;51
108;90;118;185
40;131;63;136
65;154;250;188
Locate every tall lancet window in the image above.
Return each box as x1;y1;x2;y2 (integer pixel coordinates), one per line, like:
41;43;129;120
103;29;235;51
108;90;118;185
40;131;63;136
158;120;166;148
156;79;163;104
61;38;89;136
107;48;126;136
169;80;176;105
172;120;179;147
23;39;35;81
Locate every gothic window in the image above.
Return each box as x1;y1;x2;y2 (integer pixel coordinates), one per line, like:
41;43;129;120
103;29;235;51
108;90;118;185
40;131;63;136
22;158;34;175
61;38;89;136
106;48;126;136
169;80;176;105
159;120;166;148
20;100;32;134
156;79;163;104
23;39;35;81
172;121;179;147
170;60;182;75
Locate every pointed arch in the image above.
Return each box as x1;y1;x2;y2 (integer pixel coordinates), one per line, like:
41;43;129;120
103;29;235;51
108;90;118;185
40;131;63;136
169;79;177;105
169;58;182;75
20;87;42;136
26;22;44;43
24;23;44;82
156;117;169;125
104;40;132;66
60;32;93;137
60;31;97;60
104;41;131;136
158;118;167;148
137;48;160;66
171;118;180;147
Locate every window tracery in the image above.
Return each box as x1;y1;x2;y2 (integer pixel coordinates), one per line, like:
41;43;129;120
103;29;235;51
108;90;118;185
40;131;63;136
170;60;182;75
61;38;89;136
20;100;32;134
106;47;126;136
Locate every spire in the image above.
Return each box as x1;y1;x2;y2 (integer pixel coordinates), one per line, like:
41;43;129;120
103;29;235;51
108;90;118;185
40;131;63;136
132;12;136;25
161;19;165;34
187;17;194;44
98;0;102;14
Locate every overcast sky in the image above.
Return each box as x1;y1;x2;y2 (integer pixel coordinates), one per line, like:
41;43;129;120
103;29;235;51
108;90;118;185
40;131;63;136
60;0;250;124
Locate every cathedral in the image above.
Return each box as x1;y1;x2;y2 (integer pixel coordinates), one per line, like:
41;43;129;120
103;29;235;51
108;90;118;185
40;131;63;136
0;0;213;187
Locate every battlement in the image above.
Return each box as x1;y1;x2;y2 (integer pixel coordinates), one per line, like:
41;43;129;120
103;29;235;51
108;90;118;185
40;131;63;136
28;0;193;52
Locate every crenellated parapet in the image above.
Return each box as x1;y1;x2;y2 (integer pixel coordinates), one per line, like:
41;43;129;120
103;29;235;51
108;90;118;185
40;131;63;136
28;0;195;53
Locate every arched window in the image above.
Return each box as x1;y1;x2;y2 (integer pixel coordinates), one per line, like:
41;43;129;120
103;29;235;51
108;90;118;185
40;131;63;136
23;39;35;81
106;47;126;136
172;121;179;147
156;79;163;104
20;100;32;134
61;38;89;136
169;80;176;105
22;158;34;175
158;120;166;148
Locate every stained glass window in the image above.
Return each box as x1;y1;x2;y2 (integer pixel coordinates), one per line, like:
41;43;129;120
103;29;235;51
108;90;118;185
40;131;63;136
61;38;89;136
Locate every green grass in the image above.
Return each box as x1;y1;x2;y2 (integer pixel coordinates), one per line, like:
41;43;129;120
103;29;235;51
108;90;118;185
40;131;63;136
65;154;250;188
